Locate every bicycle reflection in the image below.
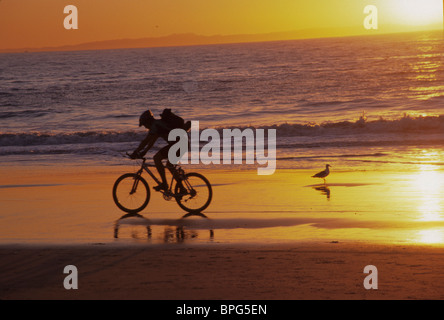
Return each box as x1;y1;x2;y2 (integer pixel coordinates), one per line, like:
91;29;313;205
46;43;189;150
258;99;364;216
113;212;214;243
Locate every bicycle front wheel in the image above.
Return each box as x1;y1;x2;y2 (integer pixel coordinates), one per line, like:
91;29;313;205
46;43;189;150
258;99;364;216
175;172;212;213
113;173;150;213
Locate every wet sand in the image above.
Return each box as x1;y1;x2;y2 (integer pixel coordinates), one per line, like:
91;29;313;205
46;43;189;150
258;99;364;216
1;165;444;299
2;242;444;300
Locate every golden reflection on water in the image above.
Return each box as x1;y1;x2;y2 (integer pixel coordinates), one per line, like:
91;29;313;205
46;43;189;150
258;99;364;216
411;163;444;244
413;164;443;222
410;86;444;100
408;40;444;100
416;229;444;244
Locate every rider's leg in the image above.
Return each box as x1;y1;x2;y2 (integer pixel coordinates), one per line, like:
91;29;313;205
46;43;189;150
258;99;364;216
153;145;170;190
154;144;187;193
165;160;187;193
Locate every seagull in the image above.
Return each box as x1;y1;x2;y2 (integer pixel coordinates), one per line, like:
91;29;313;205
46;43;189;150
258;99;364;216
312;164;331;184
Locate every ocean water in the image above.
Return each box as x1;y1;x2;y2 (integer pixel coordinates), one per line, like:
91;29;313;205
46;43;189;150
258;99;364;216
1;30;443;171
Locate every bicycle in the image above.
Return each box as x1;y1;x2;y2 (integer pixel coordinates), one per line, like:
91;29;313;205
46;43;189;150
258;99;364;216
112;154;212;214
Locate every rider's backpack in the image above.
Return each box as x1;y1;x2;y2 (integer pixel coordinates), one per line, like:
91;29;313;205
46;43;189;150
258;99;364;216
160;108;187;130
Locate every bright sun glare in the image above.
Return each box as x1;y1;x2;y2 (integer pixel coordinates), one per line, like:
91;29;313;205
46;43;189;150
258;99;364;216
390;0;443;26
411;163;444;244
413;164;444;222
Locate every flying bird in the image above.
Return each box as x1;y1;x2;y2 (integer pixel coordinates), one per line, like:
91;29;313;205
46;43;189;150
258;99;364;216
312;164;331;184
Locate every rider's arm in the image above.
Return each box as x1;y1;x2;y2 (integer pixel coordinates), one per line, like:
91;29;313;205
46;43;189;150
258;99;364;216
132;133;158;157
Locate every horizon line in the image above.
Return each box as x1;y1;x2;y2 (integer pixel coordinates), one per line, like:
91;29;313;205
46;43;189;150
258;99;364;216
1;26;442;54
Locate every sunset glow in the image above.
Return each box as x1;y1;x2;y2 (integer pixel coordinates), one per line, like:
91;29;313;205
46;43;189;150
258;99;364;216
389;0;442;26
3;0;444;303
0;0;442;52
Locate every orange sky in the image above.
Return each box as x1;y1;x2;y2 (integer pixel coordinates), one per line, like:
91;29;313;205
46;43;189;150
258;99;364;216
0;0;442;51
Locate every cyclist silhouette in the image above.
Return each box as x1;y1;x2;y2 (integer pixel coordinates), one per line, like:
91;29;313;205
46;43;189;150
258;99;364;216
130;110;182;192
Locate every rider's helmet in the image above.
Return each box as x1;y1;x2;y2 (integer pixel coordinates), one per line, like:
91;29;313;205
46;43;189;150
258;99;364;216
139;110;154;127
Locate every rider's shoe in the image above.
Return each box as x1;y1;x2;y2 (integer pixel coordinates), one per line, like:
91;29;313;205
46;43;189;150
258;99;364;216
175;184;188;201
153;182;168;192
176;182;187;195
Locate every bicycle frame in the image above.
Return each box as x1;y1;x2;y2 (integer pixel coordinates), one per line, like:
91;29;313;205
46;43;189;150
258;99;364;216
134;158;180;194
113;155;212;213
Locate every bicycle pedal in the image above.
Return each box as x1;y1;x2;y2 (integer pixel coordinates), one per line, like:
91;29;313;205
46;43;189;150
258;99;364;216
162;192;173;201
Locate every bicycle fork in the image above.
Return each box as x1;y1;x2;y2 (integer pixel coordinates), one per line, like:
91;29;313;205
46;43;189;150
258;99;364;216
130;171;143;195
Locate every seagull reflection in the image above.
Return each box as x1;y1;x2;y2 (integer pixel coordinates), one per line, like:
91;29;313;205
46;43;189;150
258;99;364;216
113;212;214;242
313;185;331;200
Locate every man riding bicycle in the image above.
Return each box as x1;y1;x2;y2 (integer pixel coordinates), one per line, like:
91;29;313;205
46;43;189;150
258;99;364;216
129;109;185;192
113;111;212;213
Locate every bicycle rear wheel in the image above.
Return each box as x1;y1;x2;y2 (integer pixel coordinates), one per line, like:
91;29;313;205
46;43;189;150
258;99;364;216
113;173;150;213
175;172;212;213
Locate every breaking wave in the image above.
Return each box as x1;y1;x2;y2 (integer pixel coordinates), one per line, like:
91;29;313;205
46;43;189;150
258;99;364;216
1;114;444;149
255;114;444;137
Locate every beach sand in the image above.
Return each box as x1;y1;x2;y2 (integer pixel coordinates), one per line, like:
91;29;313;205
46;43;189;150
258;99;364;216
1;164;444;300
2;242;444;300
